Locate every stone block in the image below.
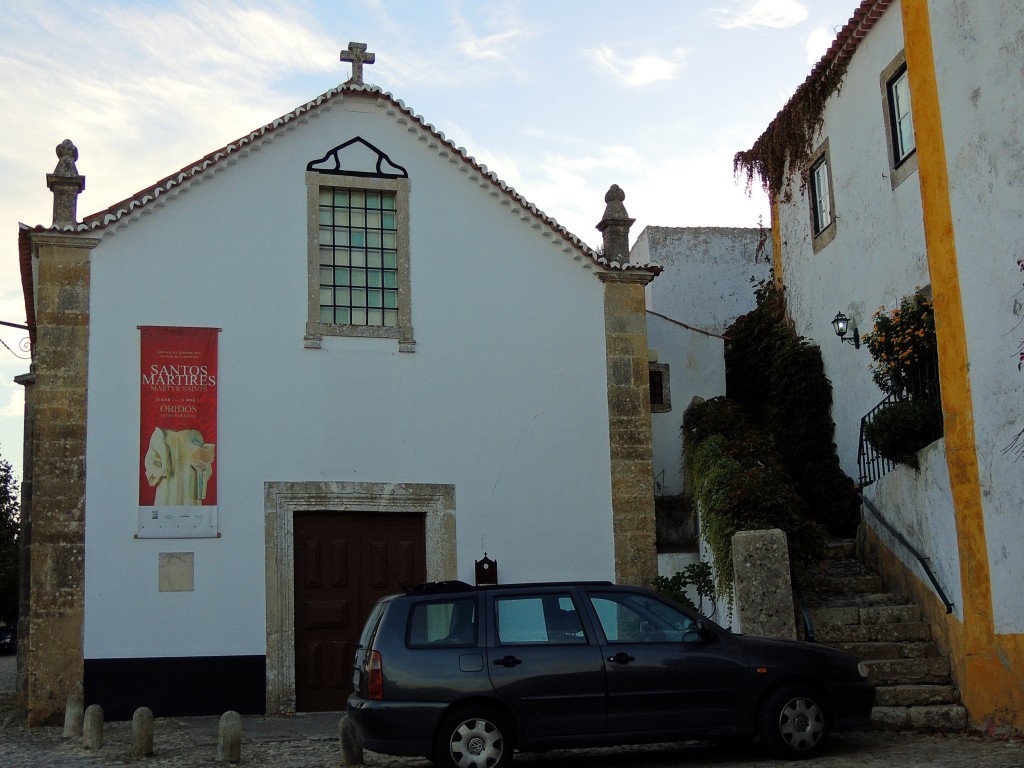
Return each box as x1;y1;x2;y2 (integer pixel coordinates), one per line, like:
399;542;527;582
339;715;363;765
862;656;952;685
132;707;155;758
874;684;958;706
218;710;242;762
861;604;921;624
82;704;103;749
870;704;968;731
159;552;195;592
63;694;84;737
731;529;796;639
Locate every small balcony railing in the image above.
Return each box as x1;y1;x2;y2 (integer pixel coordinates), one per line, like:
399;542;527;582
857;357;941;486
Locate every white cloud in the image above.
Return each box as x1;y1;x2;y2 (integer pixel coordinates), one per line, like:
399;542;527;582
805;24;838;65
712;0;809;30
447;4;542;80
585;46;685;87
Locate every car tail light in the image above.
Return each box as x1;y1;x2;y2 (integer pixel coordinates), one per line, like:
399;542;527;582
367;650;384;700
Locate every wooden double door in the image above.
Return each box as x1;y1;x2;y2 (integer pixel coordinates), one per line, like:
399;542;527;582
293;512;426;712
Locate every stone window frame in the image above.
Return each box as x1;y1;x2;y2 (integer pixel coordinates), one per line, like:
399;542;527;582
264;480;456;714
807;138;837;253
880;50;919;190
305;172;415;352
649;362;671;413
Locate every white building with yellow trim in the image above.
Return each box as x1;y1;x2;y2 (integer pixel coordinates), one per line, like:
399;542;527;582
740;0;1024;731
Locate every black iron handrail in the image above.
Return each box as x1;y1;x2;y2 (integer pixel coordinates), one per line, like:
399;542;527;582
857;395;899;485
859;493;953;614
857;357;942;486
790;564;815;642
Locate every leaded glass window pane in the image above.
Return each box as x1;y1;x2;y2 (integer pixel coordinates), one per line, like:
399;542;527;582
318;186;399;327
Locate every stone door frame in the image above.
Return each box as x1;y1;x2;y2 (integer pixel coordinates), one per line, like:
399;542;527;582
264;480;456;714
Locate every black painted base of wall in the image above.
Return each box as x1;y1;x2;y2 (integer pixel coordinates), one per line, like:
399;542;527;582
84;655;266;721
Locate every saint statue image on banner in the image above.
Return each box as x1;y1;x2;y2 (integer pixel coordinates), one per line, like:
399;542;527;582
144;427;216;506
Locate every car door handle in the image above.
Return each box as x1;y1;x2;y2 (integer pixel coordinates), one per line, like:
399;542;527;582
607;652;636;665
493;655;522;668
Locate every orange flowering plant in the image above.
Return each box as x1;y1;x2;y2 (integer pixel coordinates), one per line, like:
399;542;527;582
863;293;937;397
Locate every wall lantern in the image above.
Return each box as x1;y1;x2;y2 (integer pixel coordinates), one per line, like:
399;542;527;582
831;312;860;349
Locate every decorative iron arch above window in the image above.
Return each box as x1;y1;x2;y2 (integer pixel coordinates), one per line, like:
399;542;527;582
306;137;408;178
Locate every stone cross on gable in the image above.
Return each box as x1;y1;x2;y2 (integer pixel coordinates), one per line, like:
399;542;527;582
340;42;375;85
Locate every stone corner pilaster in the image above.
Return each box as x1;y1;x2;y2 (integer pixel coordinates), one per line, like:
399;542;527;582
601;275;657;587
24;226;96;726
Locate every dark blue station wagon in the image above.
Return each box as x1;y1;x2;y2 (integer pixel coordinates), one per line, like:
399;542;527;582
347;581;874;766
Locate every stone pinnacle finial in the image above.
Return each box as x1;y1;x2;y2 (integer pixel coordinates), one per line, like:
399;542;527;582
47;139;86;229
53;139;80;177
340;42;375;86
596;184;635;265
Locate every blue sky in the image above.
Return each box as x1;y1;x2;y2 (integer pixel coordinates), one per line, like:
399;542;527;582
0;0;861;476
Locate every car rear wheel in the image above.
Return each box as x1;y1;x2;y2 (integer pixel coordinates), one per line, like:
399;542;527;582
758;684;828;760
434;706;514;768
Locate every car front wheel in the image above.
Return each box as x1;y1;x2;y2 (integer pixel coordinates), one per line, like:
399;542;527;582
758;684;828;760
434;706;514;768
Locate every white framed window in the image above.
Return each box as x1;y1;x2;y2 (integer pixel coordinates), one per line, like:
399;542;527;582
807;138;837;252
888;66;915;164
304;139;414;351
811;158;832;234
880;51;919;189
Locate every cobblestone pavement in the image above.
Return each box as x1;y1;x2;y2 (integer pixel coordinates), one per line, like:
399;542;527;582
3;656;1022;767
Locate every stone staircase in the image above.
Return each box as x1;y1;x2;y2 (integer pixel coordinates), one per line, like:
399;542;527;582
799;539;968;731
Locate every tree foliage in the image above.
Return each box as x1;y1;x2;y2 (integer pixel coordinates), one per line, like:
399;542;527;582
724;280;861;536
0;453;19;626
683;397;825;599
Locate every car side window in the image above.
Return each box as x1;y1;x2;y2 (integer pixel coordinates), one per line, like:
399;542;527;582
588;591;699;643
495;594;586;645
407;598;478;648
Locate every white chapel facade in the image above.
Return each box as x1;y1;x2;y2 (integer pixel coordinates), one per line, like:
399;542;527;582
16;46;660;723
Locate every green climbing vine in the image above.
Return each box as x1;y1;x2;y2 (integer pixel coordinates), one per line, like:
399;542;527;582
733;59;849;201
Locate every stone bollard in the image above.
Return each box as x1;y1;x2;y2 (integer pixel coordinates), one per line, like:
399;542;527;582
63;694;85;738
339;715;363;765
82;704;104;749
217;710;242;763
131;706;155;758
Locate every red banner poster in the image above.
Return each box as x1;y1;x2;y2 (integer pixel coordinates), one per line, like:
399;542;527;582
138;326;219;538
